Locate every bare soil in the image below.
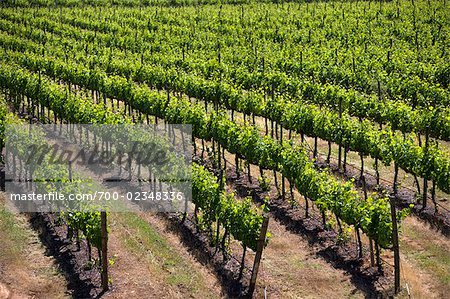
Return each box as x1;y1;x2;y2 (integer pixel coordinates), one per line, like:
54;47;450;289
0;194;69;299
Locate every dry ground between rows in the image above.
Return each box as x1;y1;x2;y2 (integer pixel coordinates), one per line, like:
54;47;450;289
0;193;68;299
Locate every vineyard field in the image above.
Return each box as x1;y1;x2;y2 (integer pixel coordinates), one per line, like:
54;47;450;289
0;0;449;298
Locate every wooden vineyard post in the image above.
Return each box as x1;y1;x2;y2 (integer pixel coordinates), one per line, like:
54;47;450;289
337;97;342;171
0;162;4;192
101;211;109;292
248;217;269;298
389;195;400;294
422;125;430;209
68;161;72;182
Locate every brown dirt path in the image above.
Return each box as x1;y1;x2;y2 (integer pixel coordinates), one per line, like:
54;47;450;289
0;193;69;299
104;211;224;299
397;217;450;298
251;219;364;298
